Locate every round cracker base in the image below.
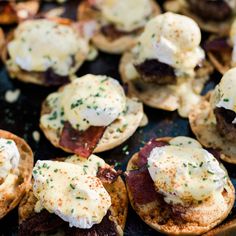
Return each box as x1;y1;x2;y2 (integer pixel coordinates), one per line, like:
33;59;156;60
126;137;235;235
189;93;236;164
164;0;232;36
19;158;128;235
77;0;161;54
40;97;143;154
0;130;33;219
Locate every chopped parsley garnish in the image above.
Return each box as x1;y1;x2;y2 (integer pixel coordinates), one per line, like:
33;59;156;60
114;162;122;168
71;99;83;109
101;77;108;83
122;145;129;152
76;196;86;200
70;183;75;190
48;111;57;120
83;165;88;175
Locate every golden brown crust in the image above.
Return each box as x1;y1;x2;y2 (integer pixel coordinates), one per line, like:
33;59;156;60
126;137;235;235
77;0;161;54
40;87;143;153
0;129;33;219
119;51;212;117
19;157;128;235
164;0;233;36
203;217;236;236
0;28;4;55
189;93;236;164
0;1;39;25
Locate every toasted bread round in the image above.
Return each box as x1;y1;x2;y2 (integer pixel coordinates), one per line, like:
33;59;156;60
2;20;89;86
164;0;232;36
189;92;236;164
0;129;33;219
19;156;128;235
119;51;212;117
126;137;235;235
77;0;161;54
40;85;144;153
0;1;39;25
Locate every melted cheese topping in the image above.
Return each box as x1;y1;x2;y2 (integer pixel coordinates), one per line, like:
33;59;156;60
213;68;236;123
0;138;20;180
7;19;89;76
147;137;227;206
98;0;152;32
41;74;126;131
33;157;111;229
133;12;205;77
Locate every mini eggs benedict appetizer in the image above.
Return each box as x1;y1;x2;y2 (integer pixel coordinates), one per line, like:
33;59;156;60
4;18;95;86
119;12;213;117
77;0;161;54
205;18;236;74
0;1;39;25
125;136;235;235
40;74;144;157
0;129;33;219
18;154;128;235
164;0;236;36
189;68;236;164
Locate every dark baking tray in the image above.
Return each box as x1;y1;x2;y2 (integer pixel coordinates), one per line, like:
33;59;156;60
0;0;235;235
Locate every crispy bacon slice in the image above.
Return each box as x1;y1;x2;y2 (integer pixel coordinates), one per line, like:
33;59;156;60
19;210;118;236
59;122;106;158
204;37;232;53
125;167;158;205
97;166;121;184
134;139;169;168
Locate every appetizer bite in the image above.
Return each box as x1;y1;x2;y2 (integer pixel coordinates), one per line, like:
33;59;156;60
120;12;213;117
164;0;236;35
205;18;236;74
40;74;144;157
0;1;39;25
125;136;235;235
18;154;128;235
0;129;33;219
189;68;236;164
3;18;95;86
78;0;161;54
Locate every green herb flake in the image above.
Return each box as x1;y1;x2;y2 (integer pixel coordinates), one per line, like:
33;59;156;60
122;145;128;152
70;183;75;190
